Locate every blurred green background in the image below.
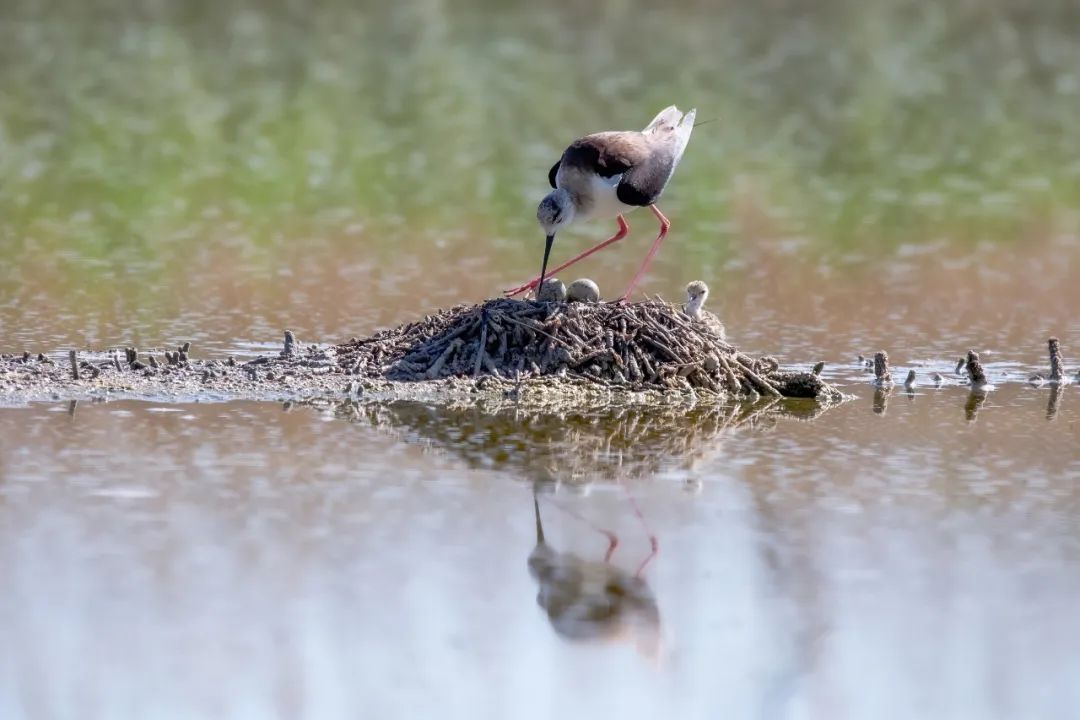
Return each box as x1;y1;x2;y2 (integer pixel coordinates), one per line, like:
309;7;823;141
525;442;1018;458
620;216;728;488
0;0;1078;324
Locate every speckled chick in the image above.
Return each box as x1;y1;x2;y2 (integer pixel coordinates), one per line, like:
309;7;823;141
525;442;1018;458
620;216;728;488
683;281;726;340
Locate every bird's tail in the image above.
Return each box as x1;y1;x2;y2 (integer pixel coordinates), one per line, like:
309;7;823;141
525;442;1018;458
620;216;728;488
642;105;697;136
643;106;697;169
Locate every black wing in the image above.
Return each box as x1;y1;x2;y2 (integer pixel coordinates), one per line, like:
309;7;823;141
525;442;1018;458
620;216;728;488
559;135;638;180
615;152;675;207
548;161;560;189
560;134;669;207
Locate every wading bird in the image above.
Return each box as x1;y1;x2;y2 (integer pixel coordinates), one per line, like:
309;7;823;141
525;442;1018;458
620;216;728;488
527;489;661;660
504;106;697;303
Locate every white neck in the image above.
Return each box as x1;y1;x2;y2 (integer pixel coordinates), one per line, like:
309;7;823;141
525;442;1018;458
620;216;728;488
686;294;706;319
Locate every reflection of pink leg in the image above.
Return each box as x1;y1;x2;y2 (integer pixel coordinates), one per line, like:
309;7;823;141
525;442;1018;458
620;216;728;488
621;482;659;577
546;497;620;560
603;534;619;563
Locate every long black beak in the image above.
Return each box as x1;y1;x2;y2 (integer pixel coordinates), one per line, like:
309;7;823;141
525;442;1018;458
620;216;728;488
533;490;545;545
538;234;555;294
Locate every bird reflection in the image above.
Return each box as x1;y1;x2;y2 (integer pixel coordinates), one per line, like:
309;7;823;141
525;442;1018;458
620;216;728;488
527;488;661;660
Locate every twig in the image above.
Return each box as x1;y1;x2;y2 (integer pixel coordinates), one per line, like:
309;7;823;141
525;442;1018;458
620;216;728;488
473;318;488;378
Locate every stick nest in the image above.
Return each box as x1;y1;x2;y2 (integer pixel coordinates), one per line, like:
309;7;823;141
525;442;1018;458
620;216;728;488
335;298;837;400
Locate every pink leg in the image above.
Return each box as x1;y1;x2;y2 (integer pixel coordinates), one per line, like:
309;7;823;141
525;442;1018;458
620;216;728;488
504;215;630;297
617;205;670;303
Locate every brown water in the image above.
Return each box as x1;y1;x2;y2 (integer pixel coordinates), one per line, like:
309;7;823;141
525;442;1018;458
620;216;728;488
4;1;1080;717
3;240;1080;718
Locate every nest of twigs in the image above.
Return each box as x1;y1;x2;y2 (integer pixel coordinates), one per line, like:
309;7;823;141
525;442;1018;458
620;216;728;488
335;298;835;399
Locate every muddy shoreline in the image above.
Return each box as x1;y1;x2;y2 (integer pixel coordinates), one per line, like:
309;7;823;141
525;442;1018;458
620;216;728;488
0;342;841;409
0;298;848;408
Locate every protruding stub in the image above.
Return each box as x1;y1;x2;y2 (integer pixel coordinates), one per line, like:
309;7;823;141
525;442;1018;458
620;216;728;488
181;341;192;354
125;347;137;365
966;349;988;386
536;278;567;303
904;369;916;388
1048;337;1064;382
1029;373;1046;387
930;372;944;386
955;357;967;376
567;278;600;303
283;330;297;358
812;361;825;376
148;354;159;368
69;350;80;381
873;350;892;386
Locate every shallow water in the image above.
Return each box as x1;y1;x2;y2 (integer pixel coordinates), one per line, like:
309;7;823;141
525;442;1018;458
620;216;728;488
3;1;1080;717
2;387;1079;719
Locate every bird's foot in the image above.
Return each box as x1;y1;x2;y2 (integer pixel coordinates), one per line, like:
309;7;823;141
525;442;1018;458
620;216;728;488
503;278;540;298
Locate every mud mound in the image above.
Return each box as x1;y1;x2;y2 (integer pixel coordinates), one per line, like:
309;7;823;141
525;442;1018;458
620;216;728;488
336;298;836;400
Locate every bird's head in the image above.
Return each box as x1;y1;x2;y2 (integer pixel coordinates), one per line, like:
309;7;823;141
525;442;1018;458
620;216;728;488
535;188;575;291
536;188;575;238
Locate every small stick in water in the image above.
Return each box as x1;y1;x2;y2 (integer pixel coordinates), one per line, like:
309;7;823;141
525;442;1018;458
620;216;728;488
955;357;967;376
1047;384;1063;421
873;350;892;386
148;355;159;368
965;388;987;422
873;387;889;415
930;372;944;386
112;352;122;372
69;350;80;380
966;350;988;386
181;342;192;354
283;330;297;357
812;361;825;376
904;369;916;388
1048;337;1064;382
